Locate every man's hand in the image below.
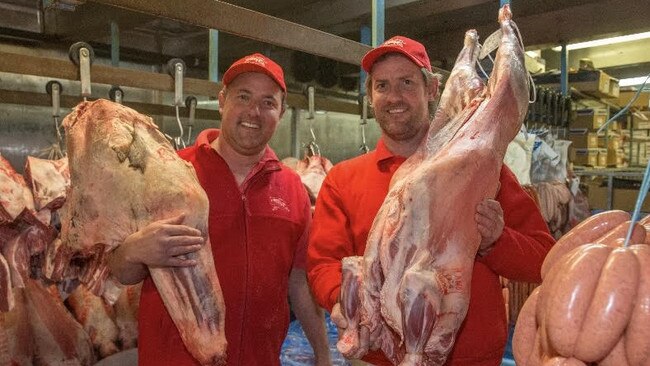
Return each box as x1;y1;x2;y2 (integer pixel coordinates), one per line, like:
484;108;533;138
475;199;504;256
121;214;204;268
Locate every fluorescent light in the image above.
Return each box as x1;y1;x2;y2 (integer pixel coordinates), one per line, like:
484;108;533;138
619;75;650;87
552;31;650;51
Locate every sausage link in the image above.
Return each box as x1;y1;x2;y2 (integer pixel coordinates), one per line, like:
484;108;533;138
514;287;540;365
600;337;630;366
545;244;612;357
626;244;650;366
596;221;646;247
541;210;629;279
574;248;640;362
537;246;579;356
526;328;546;366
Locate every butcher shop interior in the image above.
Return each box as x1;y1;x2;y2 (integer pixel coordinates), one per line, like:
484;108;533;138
1;0;650;365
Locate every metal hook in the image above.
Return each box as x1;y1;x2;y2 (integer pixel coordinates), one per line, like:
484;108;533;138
303;86;320;156
167;58;187;149
185;96;197;145
45;80;65;158
359;95;370;154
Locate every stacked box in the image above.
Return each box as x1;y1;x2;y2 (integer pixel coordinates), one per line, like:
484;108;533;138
570;108;608;130
570;148;598;167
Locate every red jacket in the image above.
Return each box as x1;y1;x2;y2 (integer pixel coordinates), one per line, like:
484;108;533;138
307;139;554;366
138;129;310;366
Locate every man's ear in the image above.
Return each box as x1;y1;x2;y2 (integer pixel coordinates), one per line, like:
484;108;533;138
428;77;440;101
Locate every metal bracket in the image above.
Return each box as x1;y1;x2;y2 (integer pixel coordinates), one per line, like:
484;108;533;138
109;86;124;104
45;80;63;118
185;96;197;144
167;58;186;107
69;42;95;99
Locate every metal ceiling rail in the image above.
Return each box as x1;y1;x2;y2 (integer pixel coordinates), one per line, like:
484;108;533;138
88;0;371;66
0;89;221;120
0;51;217;96
0;51;360;115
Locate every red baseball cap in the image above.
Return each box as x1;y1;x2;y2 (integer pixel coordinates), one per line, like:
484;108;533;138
361;36;432;73
222;53;286;92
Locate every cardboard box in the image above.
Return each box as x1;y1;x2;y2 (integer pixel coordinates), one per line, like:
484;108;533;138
631;112;650;130
607;148;626;167
571;108;608;130
569;131;599;149
612;188;650;212
617;91;650;109
597;148;608;167
571;70;619;99
584;181;608;210
571;148;599;166
535;70;620;99
584;182;650;211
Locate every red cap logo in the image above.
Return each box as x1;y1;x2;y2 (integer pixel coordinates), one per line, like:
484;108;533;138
222;53;286;92
361;36;432;73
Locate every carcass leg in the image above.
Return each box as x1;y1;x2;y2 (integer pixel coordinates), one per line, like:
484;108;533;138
399;269;441;365
337;256;367;357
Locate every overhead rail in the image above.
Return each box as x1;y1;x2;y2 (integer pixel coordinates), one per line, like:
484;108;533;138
0;50;359;115
88;0;369;66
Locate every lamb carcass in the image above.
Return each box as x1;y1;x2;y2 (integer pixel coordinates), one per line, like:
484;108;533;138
66;284;120;359
113;283;141;350
338;6;529;365
295;155;333;199
23;156;69;211
0;155;50;227
60;99;226;365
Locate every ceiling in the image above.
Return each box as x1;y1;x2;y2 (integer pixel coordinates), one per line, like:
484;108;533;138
1;0;649;89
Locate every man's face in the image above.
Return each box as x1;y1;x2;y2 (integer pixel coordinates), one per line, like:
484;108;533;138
218;72;285;156
369;54;436;143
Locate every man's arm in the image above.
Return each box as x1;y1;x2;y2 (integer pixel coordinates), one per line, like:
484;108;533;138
307;174;357;312
288;268;331;366
478;167;556;283
107;214;204;285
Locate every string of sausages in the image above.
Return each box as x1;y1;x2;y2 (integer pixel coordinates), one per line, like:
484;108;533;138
513;210;650;366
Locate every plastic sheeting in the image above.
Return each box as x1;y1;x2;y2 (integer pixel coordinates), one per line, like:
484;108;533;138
504;131;536;185
280;314;518;366
281;313;350;366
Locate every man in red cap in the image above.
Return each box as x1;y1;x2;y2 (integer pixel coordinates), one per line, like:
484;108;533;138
109;53;331;365
307;36;554;365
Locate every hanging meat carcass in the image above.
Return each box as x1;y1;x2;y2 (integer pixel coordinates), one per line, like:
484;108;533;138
113;283;141;350
60;99;227;365
295;155;333;199
0;155;50;227
282;154;333;206
338;5;529;365
66;283;120;359
23;156;69;212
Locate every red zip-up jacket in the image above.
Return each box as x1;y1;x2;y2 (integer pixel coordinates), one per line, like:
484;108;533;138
307;139;554;366
138;129;310;366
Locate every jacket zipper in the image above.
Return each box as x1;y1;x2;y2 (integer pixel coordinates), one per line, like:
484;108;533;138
237;167;275;364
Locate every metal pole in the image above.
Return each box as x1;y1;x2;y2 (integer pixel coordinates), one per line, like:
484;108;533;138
111;21;119;67
359;26;371;96
209;29;219;83
560;42;569;96
291;108;299;158
371;0;385;47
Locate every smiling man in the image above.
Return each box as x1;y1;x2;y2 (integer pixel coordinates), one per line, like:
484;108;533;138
108;53;331;366
307;36;554;365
